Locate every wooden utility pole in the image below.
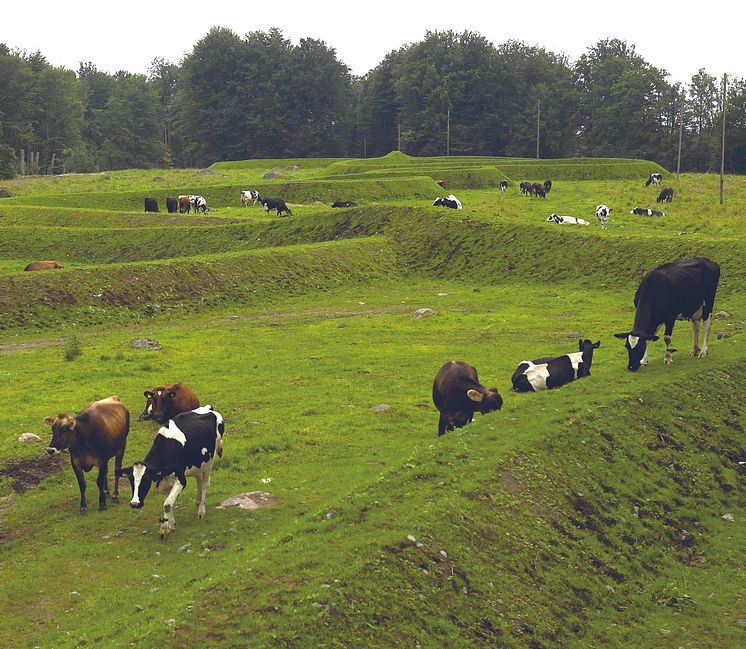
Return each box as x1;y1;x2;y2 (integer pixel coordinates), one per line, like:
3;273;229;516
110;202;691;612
676;91;684;177
447;109;450;157
720;73;727;205
536;99;541;159
397;123;401;152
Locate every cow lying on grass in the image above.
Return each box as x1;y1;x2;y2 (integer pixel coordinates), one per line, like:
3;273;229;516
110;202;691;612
512;339;600;392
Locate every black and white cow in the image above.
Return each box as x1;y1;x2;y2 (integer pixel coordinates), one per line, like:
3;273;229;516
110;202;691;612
191;195;208;214
614;257;720;371
512;339;601;392
543;179;552;194
547;214;589;225
261;197;292;216
144;197;159;213
595;204;612;229
240;190;261;207
657;187;674;203
631;207;665;217
433;194;462;209
531;183;546;198
117;406;224;540
499;179;509;193
645;173;663;187
520;182;532;196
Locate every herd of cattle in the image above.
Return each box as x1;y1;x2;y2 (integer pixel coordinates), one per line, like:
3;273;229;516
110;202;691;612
32;170;723;542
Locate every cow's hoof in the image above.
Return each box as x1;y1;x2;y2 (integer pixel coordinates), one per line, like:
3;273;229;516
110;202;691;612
664;357;673;365
99;504;107;512
111;495;119;504
689;348;701;357
79;507;87;515
698;350;708;358
197;509;206;520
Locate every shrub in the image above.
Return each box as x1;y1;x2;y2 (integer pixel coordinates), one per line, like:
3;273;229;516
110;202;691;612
63;334;82;362
0;144;17;180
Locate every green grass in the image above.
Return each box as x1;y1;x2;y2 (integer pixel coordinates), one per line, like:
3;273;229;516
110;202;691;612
0;155;744;648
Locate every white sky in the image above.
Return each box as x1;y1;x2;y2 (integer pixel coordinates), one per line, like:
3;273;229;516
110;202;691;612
1;1;738;85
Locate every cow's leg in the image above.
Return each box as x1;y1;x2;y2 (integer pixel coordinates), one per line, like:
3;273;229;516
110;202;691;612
641;343;650;366
195;472;211;520
690;319;701;356
97;461;108;511
160;474;186;540
70;455;87;514
437;415;448;437
663;323;676;365
112;448;125;503
699;315;713;358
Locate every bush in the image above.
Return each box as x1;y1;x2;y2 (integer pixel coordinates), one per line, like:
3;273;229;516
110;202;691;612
0;144;17;180
63;334;82;362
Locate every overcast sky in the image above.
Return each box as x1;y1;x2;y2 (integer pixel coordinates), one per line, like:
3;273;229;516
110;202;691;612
1;1;737;85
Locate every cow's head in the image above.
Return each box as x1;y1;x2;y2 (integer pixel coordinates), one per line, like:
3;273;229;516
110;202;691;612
142;387;175;424
466;387;503;414
43;413;78;454
614;332;659;371
116;462;154;508
579;339;601;367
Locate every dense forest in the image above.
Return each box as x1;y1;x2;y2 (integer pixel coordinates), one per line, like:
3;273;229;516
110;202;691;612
1;28;745;178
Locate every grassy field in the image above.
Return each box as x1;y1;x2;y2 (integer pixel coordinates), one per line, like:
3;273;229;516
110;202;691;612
0;155;744;648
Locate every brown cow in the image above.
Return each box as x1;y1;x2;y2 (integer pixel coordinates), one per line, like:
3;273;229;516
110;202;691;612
24;261;64;271
432;361;503;436
178;195;192;213
44;395;129;513
140;383;200;424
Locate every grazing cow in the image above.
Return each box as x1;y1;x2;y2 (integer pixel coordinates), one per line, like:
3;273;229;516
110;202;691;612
178;195;191;214
499;179;509;193
117;406;224;540
24;260;64;271
631;207;666;217
261;197;292;217
531;183;546;198
614;257;720;371
432;361;503;436
547;214;589;225
435;180;447;189
645;173;663;187
144;197;159;213
512;339;601;392
44;396;129;513
240;190;261;207
191;195;208;214
432;194;462;210
140;383;200;424
331;201;358;208
166;196;178;213
595;204;612;229
543;179;552;194
657;187;674;203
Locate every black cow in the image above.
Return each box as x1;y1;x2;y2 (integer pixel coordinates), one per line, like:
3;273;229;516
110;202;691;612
543;179;552;194
432;195;462;209
531;183;546;198
261;198;292;217
512;339;601;392
646;173;663;187
631;207;666;217
331;201;358;208
117;406;224;540
519;182;532;195
144;197;159;213
166;196;178;213
432;361;503;436
614;257;720;371
499;179;508;193
657;187;674;203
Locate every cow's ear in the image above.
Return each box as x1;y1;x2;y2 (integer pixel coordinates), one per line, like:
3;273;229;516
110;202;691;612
68;418;77;430
467;389;484;402
143;391;153;398
593;340;601;348
613;333;629;339
43;416;55;426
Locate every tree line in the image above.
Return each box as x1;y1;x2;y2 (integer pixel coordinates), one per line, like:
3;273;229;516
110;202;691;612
1;29;744;178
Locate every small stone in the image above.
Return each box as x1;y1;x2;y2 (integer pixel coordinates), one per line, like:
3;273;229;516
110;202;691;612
722;513;735;522
715;311;731;319
717;331;730;340
566;332;582;339
69;591;80;598
407;535;417;542
151;574;161;580
178;543;191;552
164;618;176;626
370;404;391;412
17;433;41;442
412;308;438;319
325;511;334;520
128;338;162;350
